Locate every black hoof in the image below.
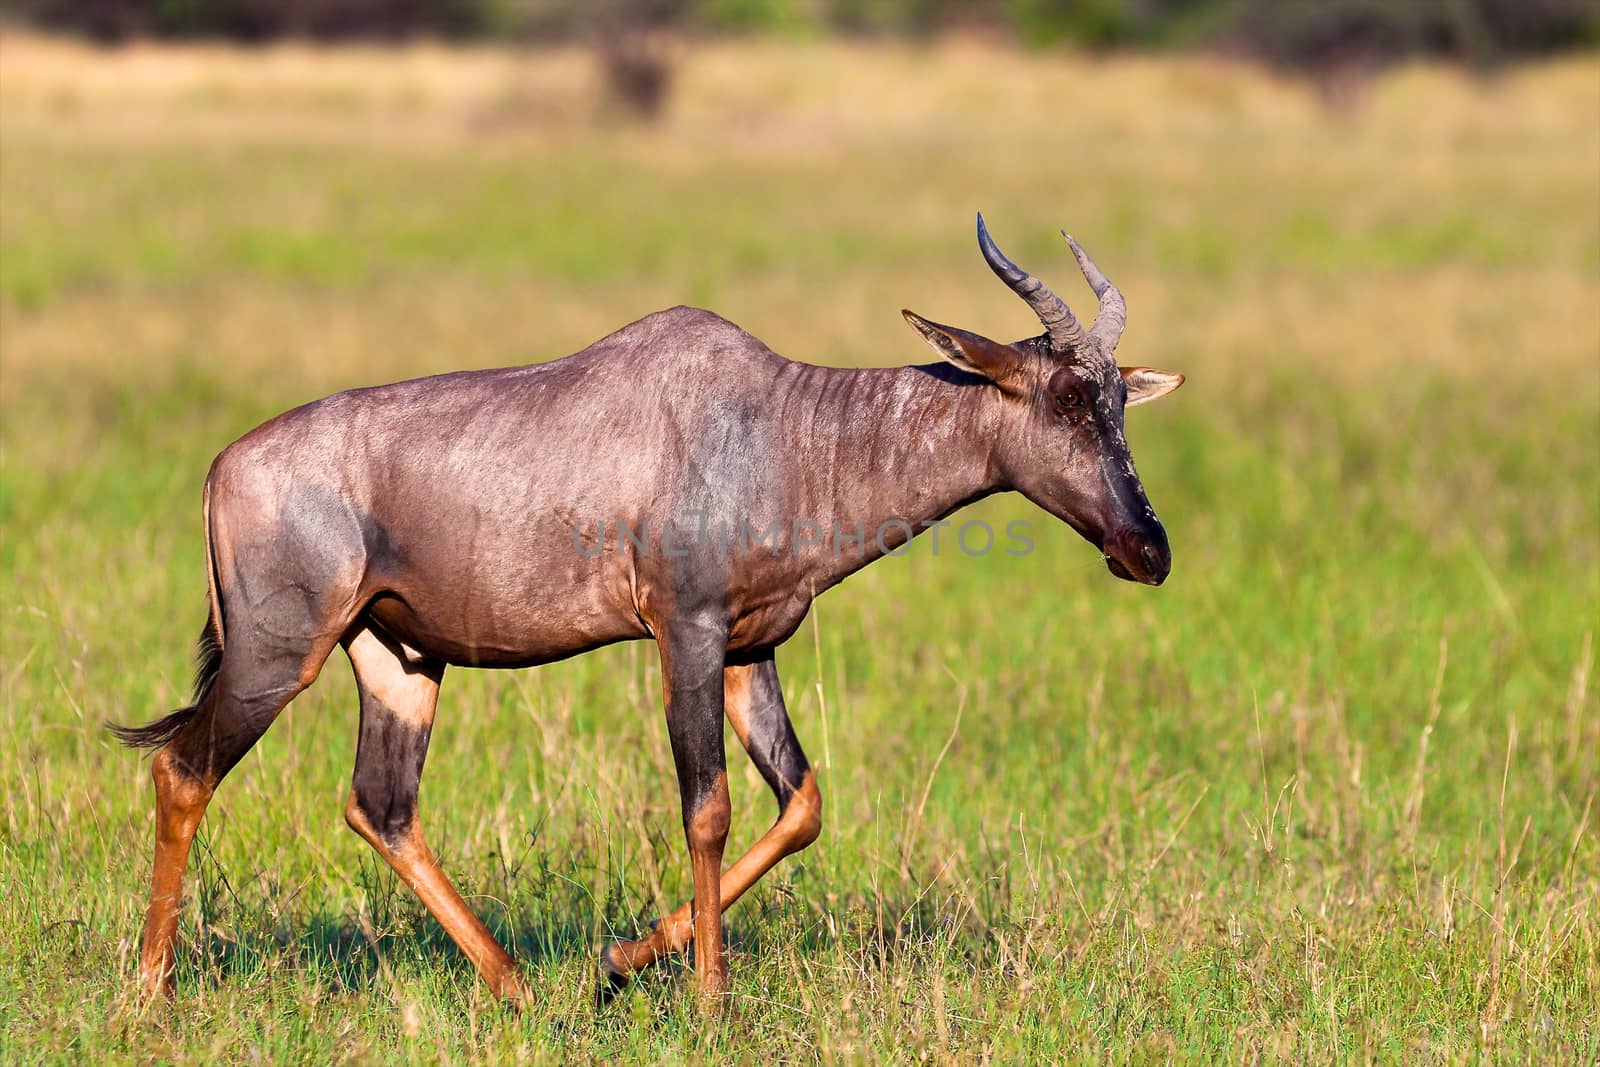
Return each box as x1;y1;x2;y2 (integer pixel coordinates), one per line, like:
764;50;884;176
595;943;632;1009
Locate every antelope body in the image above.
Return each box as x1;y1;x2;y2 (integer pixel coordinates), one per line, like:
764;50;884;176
113;216;1184;1010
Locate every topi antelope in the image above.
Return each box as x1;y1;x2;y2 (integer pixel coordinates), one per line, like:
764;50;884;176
112;214;1184;1011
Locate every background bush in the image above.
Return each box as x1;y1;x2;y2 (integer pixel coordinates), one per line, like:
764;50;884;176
11;0;1598;64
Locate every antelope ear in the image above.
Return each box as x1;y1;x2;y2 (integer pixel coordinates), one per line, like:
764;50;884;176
1120;366;1185;407
902;310;1022;387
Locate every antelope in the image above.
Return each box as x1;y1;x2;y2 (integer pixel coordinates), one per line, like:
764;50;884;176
112;215;1184;1012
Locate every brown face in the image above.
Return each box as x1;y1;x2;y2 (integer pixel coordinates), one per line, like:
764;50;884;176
906;216;1186;584
902;314;1183;585
1026;349;1177;584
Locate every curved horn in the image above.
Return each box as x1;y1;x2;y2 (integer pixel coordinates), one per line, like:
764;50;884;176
1062;232;1127;350
976;213;1086;352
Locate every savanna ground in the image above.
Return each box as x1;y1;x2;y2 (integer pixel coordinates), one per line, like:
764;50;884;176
0;31;1596;1065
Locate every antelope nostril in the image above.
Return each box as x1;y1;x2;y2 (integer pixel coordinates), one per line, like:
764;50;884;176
1140;543;1165;580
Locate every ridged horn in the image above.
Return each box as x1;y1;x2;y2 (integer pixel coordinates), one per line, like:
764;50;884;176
1062;231;1127;350
976;213;1086;353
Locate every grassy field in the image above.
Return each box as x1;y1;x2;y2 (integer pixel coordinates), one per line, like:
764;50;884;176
1;31;1597;1065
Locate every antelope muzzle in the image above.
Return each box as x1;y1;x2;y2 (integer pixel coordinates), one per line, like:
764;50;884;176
1102;523;1171;586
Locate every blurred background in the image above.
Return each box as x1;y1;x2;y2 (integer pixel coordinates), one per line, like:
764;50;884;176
1;2;1596;1062
10;0;1600;113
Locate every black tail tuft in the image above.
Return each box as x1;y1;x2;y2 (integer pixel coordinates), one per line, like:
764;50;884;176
108;613;224;750
192;611;223;704
107;705;201;750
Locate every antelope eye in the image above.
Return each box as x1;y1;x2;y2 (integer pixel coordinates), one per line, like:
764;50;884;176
1056;388;1084;410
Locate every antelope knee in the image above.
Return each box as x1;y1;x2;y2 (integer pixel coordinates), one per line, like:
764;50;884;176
686;775;732;853
784;772;823;852
343;791;372;839
343;789;410;852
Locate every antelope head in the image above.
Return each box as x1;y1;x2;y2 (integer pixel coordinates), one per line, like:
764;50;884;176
903;214;1185;585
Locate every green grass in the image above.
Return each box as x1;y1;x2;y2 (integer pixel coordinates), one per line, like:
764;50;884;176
1;36;1597;1065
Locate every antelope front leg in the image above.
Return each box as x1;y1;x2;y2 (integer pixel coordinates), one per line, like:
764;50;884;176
601;652;821;1003
654;614;733;1010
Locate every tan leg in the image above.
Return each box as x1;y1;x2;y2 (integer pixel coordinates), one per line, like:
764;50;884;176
137;750;213;999
602;655;821;997
136;635;333;1001
343;624;529;1005
686;770;732;1003
603;769;820;979
344;802;526;1002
